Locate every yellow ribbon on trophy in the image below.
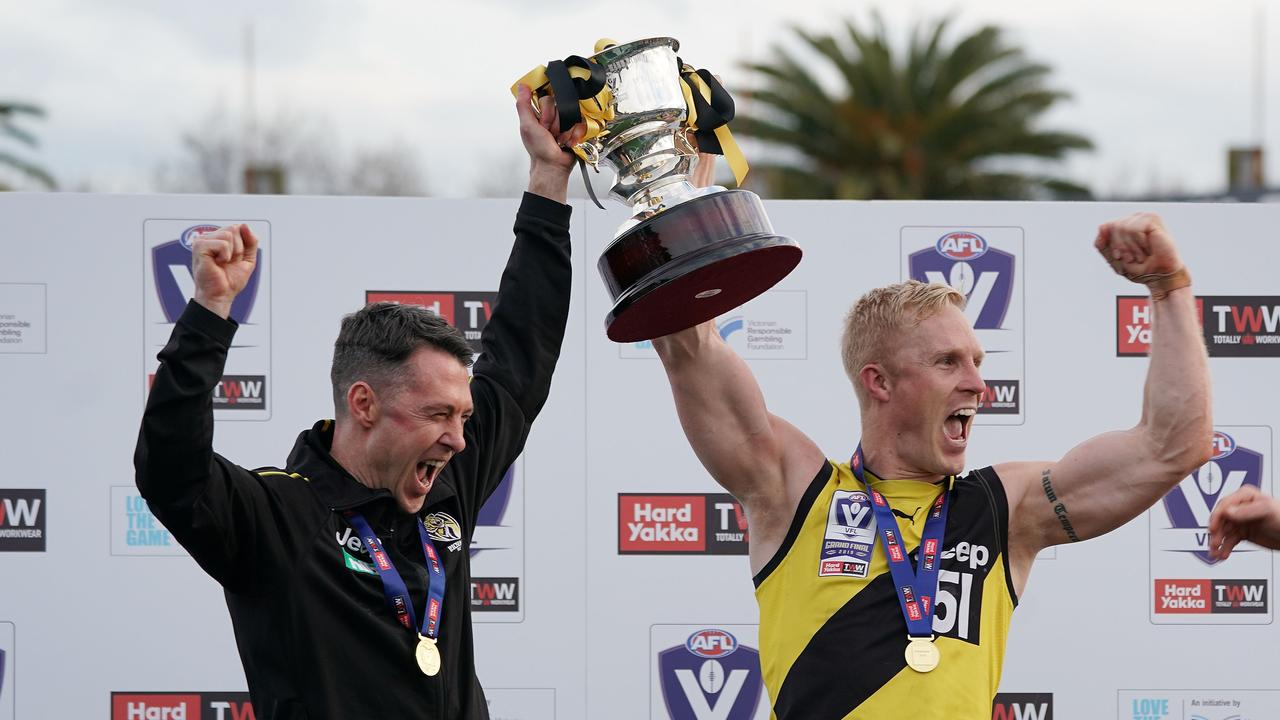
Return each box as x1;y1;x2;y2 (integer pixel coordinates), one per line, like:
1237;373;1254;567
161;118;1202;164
678;64;749;187
510;39;748;186
510;51;615;165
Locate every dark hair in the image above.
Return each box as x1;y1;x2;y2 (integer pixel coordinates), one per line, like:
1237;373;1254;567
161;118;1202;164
331;302;474;414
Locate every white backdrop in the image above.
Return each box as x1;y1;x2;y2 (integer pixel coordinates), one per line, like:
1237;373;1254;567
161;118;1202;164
0;192;1277;720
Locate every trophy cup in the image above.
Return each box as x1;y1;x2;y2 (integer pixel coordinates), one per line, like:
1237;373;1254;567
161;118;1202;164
514;38;802;342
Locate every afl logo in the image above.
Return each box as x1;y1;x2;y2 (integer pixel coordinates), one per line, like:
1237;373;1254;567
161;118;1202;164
1210;431;1237;460
686;629;738;658
423;512;463;542
935;231;988;260
179;224;221;250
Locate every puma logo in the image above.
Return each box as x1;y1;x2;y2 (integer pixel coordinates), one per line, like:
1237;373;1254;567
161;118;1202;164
891;507;922;522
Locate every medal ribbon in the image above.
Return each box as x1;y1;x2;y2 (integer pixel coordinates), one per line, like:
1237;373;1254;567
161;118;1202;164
850;444;951;639
344;511;446;641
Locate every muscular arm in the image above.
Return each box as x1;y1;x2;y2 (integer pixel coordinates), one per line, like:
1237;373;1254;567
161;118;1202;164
654;322;825;568
1001;215;1212;593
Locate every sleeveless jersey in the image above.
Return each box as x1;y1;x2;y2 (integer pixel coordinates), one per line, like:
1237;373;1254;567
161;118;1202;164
753;460;1018;719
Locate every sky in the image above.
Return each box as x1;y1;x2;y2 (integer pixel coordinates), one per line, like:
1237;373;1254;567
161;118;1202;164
1;0;1276;198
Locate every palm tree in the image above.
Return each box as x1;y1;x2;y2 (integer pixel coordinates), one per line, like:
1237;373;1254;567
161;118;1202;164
0;101;56;190
734;15;1092;199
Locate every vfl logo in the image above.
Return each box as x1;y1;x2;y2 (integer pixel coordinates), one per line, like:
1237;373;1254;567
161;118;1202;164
1162;431;1263;565
472;464;516;557
659;629;763;720
909;231;1014;330
153;224;262;323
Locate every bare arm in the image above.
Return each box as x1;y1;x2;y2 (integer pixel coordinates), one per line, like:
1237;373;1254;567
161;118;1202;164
652;154;824;566
1001;213;1212;590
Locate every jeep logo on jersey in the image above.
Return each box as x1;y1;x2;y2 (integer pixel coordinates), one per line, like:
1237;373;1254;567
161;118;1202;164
424;511;462;543
909;234;1014;330
659;629;763;720
1162;432;1263;565
152;225;263;323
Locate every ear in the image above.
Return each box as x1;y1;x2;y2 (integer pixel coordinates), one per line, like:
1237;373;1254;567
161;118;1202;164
346;381;380;428
858;363;892;403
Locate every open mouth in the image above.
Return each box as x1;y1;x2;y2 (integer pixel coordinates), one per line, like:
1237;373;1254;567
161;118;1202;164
415;459;447;489
943;408;976;443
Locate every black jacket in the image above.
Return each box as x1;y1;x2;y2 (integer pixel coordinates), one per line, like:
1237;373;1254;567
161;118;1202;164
134;193;572;719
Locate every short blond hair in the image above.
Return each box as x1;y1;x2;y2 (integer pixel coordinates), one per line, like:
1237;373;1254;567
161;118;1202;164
841;281;966;405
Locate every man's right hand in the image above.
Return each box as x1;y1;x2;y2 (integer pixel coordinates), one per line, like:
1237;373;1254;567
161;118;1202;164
1208;485;1280;560
515;84;585;204
192;224;259;319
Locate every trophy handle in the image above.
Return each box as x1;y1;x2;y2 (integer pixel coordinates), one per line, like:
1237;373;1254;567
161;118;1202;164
575;141;601;169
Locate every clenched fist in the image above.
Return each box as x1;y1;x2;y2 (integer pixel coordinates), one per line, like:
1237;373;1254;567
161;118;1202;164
192;224;259;319
1208;485;1280;560
1095;213;1189;299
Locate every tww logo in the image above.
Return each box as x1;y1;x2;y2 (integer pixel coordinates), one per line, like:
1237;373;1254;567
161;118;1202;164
0;497;41;527
212;376;267;409
992;694;1053;720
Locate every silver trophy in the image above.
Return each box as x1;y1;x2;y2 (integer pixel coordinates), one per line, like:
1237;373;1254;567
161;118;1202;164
521;37;801;342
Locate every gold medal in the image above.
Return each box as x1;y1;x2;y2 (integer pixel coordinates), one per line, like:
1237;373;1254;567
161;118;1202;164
904;636;940;673
415;634;441;677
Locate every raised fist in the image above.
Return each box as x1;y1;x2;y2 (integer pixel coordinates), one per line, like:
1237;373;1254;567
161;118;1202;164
1094;212;1184;287
192;224;259;319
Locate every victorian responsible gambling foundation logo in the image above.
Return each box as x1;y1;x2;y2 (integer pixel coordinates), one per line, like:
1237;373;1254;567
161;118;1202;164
110;692;254;720
1118;294;1280;357
992;693;1053;720
904;228;1025;424
655;629;764;720
144;221;272;420
620;291;807;360
0;489;45;552
618;493;749;555
1150;427;1273;624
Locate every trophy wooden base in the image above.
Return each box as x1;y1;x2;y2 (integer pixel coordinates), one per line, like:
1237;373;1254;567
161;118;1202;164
599;190;801;343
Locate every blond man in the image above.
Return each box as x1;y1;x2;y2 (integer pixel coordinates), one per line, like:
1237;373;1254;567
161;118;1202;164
653;211;1211;718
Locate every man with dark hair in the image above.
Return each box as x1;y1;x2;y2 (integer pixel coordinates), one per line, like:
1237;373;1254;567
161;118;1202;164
134;85;582;719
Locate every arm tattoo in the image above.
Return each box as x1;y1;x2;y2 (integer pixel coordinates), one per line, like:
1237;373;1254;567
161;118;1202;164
1041;469;1081;542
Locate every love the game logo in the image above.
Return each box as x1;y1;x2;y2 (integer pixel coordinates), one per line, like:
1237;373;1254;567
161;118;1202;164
909;231;1014;330
153;224;262;323
1163;431;1263;566
659;629;763;720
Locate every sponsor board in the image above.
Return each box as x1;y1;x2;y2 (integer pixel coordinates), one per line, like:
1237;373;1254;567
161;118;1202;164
903;228;1025;425
365;291;497;354
471;577;520;612
110;486;186;556
650;625;768;720
1118;689;1280;719
618;494;749;555
1118;295;1280;357
0;489;45;552
1;622;13;720
992;693;1053;720
1150;427;1273;624
110;692;254;720
485;688;556;720
0;283;46;354
144;220;272;421
621;291;807;360
364;290;524;621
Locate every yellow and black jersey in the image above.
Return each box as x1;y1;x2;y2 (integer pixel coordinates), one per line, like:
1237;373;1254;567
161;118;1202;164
754;460;1017;719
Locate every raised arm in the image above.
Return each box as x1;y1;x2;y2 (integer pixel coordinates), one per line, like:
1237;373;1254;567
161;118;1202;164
134;224;297;593
652;155;824;567
1000;213;1212;592
454;86;580;517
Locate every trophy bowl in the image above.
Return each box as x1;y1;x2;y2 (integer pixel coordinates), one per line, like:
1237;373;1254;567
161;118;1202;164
532;37;802;342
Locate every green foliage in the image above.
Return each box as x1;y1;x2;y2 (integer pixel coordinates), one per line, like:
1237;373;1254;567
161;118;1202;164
734;15;1092;199
0;101;56;190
